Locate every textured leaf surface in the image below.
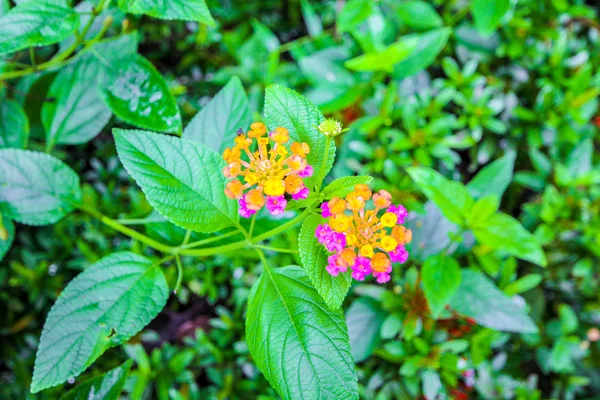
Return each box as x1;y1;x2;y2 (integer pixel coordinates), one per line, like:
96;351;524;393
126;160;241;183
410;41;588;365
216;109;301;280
118;0;215;25
183;76;251;153
473;213;547;267
346;297;386;363
42;57;112;147
0;99;29;148
60;360;132;400
422;255;462;319
450;270;538;333
0;149;81;225
31;252;168;393
299;214;351;310
468;153;515;200
101;55;182;134
246;265;358;400
0;0;79;56
113;129;238;233
322;176;373;199
264;85;334;189
0;214;14;262
406;167;473;225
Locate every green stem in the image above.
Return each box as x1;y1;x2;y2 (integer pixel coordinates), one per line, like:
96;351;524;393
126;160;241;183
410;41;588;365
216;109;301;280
179;230;241;249
313;135;332;191
254;244;298;254
248;214;257;238
251;207;313;243
174;255;183;294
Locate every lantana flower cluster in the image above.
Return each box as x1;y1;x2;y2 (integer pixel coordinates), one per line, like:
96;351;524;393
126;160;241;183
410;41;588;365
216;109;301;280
222;122;313;217
315;184;412;283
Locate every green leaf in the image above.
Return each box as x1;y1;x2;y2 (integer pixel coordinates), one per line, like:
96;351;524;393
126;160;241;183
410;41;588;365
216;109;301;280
118;0;215;26
322;176;373;199
471;0;510;37
346;297;386;363
183;76;251;153
113;129;238;233
246;265;358;399
299;214;352;310
264;85;334;189
0;98;29;148
466;195;499;229
0;214;14;262
449;270;538;333
392;28;451;79
467;153;515;199
558;304;578;334
0;149;81;226
345;38;418;73
422;255;461;319
42;56;112;148
337;0;375;33
406;167;473;225
101;55;182;134
60;360;133;400
301;0;322;36
0;0;79;56
31;252;169;393
397;1;443;30
473;213;547;267
503;274;542;296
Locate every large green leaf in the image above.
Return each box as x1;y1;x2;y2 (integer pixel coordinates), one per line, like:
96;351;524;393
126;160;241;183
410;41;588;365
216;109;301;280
299;214;352;310
246;265;358;399
0;0;79;56
467;153;515;200
406;167;473;225
183;76;251;153
346;297;386;363
60;360;132;400
322;176;373;199
397;1;443;30
264;85;334;189
42;57;112;148
113;129;239;233
392;28;451;79
118;0;215;25
473;213;547;267
337;0;375;33
0;214;14;262
422;255;461;319
0;149;81;225
0;99;29;148
471;0;510;37
101;55;182;134
449;270;538;333
31;252;168;393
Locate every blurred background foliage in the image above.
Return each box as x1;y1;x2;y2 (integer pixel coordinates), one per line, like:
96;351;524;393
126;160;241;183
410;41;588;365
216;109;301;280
1;0;599;399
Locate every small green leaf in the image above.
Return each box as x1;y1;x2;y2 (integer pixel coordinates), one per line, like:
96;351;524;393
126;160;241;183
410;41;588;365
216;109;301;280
264;85;334;189
337;0;375;33
101;55;182;134
31;252;168;393
397;1;443;30
246;265;358;400
60;360;133;400
0;0;79;56
346;297;386;363
301;0;322;36
0;149;82;226
467;153;515;199
183;76;251;153
550;337;577;373
299;214;352;310
0;214;14;262
118;0;215;26
471;0;510;37
466;195;500;229
406;167;473;225
113;129;238;233
473;213;547;267
558;304;578;334
0;98;29;149
392;28;451;79
322;176;373;199
503;274;542;296
422;255;462;319
450;270;538;333
345;38;418;72
42;56;112;147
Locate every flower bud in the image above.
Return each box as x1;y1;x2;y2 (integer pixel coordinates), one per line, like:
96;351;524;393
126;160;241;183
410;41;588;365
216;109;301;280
317;118;345;137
